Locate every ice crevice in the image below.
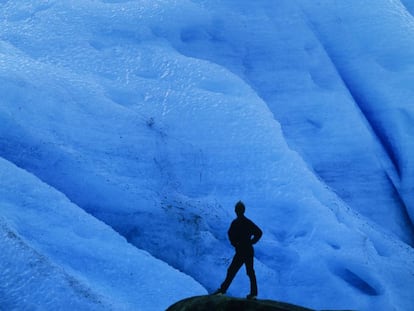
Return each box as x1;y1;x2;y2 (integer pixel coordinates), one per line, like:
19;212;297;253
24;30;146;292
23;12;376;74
324;53;413;234
400;0;414;18
300;12;414;237
298;6;402;182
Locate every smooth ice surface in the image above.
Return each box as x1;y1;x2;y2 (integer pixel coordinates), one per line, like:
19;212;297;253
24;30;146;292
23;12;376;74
1;1;414;311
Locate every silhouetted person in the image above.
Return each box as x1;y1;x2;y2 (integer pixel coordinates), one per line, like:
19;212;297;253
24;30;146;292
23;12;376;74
213;201;262;299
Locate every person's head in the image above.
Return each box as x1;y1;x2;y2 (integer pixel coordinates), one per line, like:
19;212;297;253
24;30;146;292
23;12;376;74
235;201;245;217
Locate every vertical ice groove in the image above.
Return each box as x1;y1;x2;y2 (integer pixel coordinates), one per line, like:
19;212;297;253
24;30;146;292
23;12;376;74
297;1;414;237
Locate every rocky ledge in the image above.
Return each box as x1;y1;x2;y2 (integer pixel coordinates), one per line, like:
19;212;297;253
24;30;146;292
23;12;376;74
166;295;355;311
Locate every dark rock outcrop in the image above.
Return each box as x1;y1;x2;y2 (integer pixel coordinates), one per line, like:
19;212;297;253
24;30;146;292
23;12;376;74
166;295;356;311
166;295;316;311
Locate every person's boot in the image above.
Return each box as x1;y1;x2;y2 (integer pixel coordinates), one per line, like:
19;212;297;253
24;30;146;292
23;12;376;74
246;294;257;300
212;288;225;295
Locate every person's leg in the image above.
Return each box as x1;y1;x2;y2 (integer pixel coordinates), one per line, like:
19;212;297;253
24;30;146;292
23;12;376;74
245;255;258;297
220;252;244;293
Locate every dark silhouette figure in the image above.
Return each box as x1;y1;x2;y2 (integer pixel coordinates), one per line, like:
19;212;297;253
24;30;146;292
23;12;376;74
214;201;263;299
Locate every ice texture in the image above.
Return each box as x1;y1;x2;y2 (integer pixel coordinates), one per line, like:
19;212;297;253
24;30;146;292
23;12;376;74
0;158;206;310
1;1;414;311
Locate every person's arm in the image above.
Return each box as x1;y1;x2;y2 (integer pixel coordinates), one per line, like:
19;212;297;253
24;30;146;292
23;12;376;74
250;221;262;245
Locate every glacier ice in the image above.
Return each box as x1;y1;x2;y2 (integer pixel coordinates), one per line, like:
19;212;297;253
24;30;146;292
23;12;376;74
0;157;206;310
1;1;414;311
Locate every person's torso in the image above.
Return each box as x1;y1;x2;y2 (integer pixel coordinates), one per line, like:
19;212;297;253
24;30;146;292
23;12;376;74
230;217;255;246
